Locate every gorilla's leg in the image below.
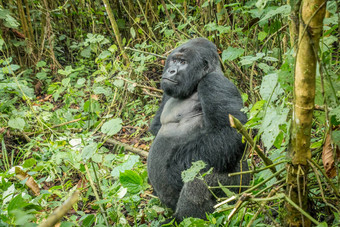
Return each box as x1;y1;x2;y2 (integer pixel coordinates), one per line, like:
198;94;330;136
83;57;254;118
174;178;215;221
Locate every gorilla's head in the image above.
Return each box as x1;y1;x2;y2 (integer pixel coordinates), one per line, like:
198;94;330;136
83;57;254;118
161;38;221;99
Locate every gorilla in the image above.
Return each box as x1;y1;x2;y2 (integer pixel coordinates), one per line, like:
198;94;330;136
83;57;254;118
147;38;250;223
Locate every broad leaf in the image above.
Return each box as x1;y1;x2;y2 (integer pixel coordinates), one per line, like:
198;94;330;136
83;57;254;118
101;118;122;136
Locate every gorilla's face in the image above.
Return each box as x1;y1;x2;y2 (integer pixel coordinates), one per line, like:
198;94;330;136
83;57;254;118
161;38;220;99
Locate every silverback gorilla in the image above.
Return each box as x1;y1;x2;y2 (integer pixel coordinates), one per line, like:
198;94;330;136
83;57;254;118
147;38;250;223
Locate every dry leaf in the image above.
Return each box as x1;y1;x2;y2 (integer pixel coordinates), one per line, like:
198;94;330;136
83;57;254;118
322;134;337;178
15;167;40;196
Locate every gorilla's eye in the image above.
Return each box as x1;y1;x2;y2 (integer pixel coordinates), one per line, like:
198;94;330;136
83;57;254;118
180;60;186;65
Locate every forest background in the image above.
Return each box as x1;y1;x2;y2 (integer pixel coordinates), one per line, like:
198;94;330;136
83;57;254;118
0;0;339;226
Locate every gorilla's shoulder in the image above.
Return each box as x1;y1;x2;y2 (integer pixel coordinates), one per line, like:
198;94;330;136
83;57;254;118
199;71;239;93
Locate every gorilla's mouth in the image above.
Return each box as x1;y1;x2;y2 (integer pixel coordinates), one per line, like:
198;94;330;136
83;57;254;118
162;78;178;84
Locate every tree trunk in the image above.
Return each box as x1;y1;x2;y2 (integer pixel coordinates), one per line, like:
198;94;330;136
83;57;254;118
102;0;129;64
288;0;301;51
216;0;225;25
285;0;327;226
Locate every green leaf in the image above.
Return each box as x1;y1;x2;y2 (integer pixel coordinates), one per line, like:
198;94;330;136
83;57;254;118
260;73;284;102
92;154;102;163
23;158;37;168
130;27;136;39
101;118;122;136
62;78;71;87
113;79;124;88
260;106;289;150
108;44;118;53
36;72;47;80
0;38;4;51
8;194;27;214
273;131;284;148
332;131;340;147
77;78;86;86
256;0;268;9
181;161;206;183
316;222;328;227
240;53;265;65
119;170;143;194
180;217;209;226
97;50;111;60
81;214;95;227
111;155;139;177
202;1;210;7
36;61;46;68
258;31;267;41
330;106;340;122
222;47;244;62
80;46;92;58
3;64;20;74
0;8;19;28
82;143;98;161
93;86;111;96
60;222;75;227
58;66;73;76
260;5;291;22
8;117;25;130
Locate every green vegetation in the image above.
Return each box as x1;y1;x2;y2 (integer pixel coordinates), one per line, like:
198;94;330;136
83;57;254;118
0;0;339;226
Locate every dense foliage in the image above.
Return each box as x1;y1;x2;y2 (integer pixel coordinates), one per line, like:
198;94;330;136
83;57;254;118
0;0;339;226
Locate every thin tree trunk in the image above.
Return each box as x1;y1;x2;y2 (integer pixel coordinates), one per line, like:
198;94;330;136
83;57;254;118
288;0;301;51
161;0;182;40
286;0;327;226
23;0;34;45
102;0;129;64
216;0;225;25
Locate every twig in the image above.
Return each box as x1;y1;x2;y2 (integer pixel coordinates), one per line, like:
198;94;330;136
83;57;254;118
160;0;182;40
308;159;339;197
308;159;339;212
84;164;109;227
229;160;287;176
242;168;285;195
229;114;280;180
227;193;252;221
124;47;166;59
284;195;320;226
38;190;80;227
51;118;82;129
216;168;285;207
116;76;163;93
247;186;283;227
105;137;149;157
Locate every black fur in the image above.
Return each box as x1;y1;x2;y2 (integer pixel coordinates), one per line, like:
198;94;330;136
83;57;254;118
147;38;250;223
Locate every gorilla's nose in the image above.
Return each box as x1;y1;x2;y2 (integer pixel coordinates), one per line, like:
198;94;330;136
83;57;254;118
168;68;177;75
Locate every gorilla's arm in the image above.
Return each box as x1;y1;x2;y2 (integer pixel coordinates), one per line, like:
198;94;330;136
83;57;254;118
149;94;171;135
198;72;247;127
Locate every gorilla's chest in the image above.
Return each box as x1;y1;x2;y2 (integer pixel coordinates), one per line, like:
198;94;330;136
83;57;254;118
158;92;203;137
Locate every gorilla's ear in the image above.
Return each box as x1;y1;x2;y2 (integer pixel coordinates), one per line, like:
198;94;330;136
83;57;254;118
203;59;210;73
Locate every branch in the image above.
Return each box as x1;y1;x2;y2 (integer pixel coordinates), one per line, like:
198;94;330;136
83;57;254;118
284;195;320;225
124;47;166;59
229;114;280;179
105;138;149;157
38;190;80;227
116;76;163;93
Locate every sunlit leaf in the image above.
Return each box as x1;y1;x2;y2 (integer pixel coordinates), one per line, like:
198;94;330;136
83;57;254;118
222;47;244;62
8;117;25;130
82;143;98;161
181;160;206;183
101;118;122;136
119;170;143;193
